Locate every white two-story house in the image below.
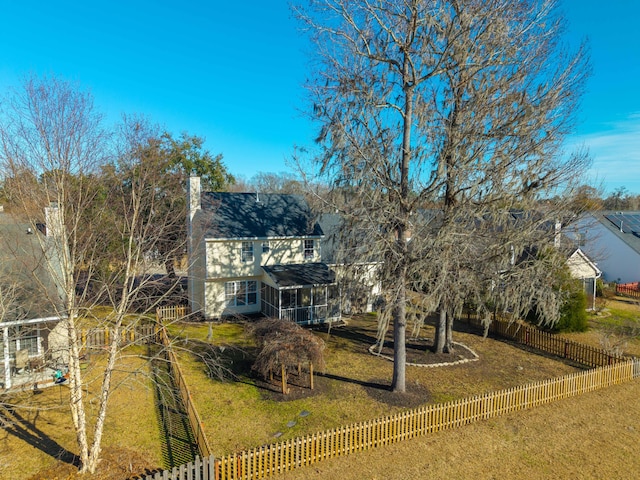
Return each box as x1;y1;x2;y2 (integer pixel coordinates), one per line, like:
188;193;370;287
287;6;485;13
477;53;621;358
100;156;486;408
187;177;340;324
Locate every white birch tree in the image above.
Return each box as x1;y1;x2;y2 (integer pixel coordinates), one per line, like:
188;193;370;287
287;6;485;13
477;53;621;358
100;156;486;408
0;76;186;473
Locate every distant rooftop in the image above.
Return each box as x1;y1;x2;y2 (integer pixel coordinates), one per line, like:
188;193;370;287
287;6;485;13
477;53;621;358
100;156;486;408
592;211;640;256
0;212;66;323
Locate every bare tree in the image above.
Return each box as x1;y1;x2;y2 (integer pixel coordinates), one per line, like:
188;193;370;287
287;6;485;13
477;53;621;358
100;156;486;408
296;0;590;392
0;76;187;473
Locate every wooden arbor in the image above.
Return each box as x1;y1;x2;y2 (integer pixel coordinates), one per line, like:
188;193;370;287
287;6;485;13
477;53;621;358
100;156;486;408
250;318;326;394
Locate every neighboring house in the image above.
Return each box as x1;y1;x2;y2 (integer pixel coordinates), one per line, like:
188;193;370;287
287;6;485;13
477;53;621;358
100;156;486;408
0;206;68;390
187;177;341;324
565;248;601;310
572;211;640;283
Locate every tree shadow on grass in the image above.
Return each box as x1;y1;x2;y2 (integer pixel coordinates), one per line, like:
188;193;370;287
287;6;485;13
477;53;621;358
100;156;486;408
178;338;257;381
0;404;79;467
320;372;390;391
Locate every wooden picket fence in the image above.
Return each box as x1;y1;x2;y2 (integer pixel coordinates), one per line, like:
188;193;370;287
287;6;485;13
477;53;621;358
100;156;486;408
158;326;212;459
476;317;628;367
144;358;640;480
157;305;191;322
80;323;159;352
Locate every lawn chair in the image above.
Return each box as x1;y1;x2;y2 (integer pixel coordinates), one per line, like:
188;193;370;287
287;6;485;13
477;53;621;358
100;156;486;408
14;349;29;374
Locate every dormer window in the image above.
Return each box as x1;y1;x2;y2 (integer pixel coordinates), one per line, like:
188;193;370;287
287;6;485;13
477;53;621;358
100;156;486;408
304;239;315;259
241;241;254;262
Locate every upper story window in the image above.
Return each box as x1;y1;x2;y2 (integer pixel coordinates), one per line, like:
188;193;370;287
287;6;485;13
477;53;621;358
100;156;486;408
304;239;315;259
241;241;254;262
262;241;270;253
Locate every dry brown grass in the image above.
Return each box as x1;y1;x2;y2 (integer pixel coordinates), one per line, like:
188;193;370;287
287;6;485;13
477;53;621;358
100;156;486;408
0;350;162;480
263;300;640;480
177;314;580;455
3;299;638;479
278;379;640;480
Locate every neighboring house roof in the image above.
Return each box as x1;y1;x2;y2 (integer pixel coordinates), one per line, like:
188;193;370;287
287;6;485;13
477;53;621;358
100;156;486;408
198;192;323;239
591;211;640;256
0;213;66;323
263;263;336;288
316;213;342;264
316;213;383;265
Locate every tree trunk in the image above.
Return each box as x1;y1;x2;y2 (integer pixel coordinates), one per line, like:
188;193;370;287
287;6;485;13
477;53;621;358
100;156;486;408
445;311;454;353
281;364;288;395
66;311;90;470
391;284;407;393
435;309;446;354
85;323;121;473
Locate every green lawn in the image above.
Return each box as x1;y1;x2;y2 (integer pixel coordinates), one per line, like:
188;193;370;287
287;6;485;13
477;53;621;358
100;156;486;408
561;297;640;357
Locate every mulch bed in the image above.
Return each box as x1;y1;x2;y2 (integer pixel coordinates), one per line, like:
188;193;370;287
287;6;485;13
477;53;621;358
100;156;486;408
253;336;477;409
375;336;478;365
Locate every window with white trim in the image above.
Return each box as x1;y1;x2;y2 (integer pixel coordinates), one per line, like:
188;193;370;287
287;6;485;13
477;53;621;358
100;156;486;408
304;239;315;259
262;241;270;253
7;326;39;356
241;241;254;262
225;280;257;306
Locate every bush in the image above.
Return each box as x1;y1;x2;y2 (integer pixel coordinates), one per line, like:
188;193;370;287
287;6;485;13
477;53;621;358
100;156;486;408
554;283;588;333
525;269;589;333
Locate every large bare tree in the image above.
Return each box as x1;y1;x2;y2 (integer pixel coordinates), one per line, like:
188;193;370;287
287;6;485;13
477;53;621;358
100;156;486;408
0;76;188;473
296;0;590;392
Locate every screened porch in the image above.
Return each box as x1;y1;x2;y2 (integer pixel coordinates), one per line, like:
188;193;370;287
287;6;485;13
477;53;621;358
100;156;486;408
261;263;340;325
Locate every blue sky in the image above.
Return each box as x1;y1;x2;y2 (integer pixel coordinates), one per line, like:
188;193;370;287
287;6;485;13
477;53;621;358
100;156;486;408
0;1;638;193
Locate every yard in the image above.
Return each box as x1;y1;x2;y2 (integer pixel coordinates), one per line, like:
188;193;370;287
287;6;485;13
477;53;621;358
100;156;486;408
169;313;581;455
1;298;638;479
0;349;162;480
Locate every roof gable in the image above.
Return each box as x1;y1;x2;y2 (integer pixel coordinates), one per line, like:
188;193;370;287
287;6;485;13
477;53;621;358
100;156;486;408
198;192;323;239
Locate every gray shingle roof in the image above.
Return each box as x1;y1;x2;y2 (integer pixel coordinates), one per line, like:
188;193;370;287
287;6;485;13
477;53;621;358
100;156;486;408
198;192;323;239
263;263;336;288
0;213;66;323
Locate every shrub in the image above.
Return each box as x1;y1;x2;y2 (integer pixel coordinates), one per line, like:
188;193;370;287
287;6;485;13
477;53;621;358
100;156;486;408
525;268;589;333
554;282;588;332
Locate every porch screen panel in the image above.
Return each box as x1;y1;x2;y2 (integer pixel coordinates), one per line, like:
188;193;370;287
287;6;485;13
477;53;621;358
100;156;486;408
313;287;327;305
282;289;296;308
261;284;278;318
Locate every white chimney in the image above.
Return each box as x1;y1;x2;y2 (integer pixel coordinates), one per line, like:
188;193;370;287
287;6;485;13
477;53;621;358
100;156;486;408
554;219;561;249
188;176;201;222
45;203;64;238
